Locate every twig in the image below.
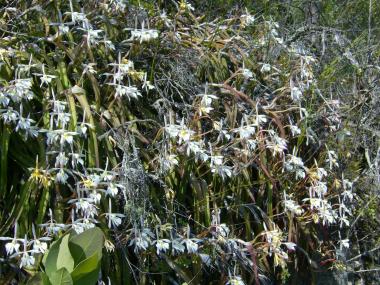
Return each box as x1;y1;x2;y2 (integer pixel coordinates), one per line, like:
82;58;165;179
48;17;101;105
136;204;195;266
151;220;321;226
347;245;380;263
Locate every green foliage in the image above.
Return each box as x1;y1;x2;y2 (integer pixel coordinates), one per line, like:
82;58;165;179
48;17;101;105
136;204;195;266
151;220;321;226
31;228;104;285
0;0;378;284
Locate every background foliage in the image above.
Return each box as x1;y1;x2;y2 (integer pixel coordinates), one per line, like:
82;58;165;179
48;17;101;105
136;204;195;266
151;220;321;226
0;0;378;284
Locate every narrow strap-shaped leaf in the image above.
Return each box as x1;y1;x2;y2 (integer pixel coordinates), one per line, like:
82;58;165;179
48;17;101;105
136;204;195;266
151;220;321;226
0;180;33;235
36;185;50;226
0;124;10;199
72;86;99;168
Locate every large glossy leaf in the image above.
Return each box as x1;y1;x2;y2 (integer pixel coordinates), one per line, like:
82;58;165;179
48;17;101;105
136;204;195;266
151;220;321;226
48;268;73;285
70;252;101;285
43;234;74;275
69;227;104;266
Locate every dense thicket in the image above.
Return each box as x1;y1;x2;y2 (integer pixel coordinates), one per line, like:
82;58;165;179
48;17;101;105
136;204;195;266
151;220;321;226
0;1;378;284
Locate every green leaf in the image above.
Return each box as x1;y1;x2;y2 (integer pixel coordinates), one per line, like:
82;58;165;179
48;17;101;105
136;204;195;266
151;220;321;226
0;125;10;199
36;185;50;226
48;268;73;285
69;227;104;266
163;254;192;283
27;272;51;285
0;180;33;235
73;86;99;168
71;252;101;285
43;234;74;275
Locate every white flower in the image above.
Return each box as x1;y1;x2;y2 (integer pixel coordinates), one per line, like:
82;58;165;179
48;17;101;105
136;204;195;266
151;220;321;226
130;28;159;43
165;123;181;138
88;174;101;188
132;236;149;252
79;27;103;46
316;167;327;180
309;181;328;197
289;124;301;136
54;112;71;128
112;84;142;100
60;131;77;146
55;169;69;184
20;253;35;268
326;150;339;169
339;215;350;227
78;122;91;137
106;183;119;197
266;136;287;157
284;199;304;215
160;10;172;27
109;59;134;76
67;10;87;24
234;125;256;139
129;229;154;253
179;0;195;11
71;219;96;234
89;191;102;204
154;239;170;255
0;92;10;106
210;155;224;167
255;114;268;126
339;239;350;249
178;127;194;144
211;165;232;180
5;240;20;255
295;169;306;179
247;139;257;151
70;153;84;168
104;239;115;252
304;198;337;225
283;242;297;251
261;63;271;73
242;68;253;79
55;152;68;168
70;198;98;218
342;189;353;201
8;79;33;102
52;100;67;113
161;154;179;172
2;109;19;124
33;65;56;87
40;74;56;87
178;127;195;144
215;223;230;238
15;115;35;131
319;206;336;225
103;38;115;50
171;238;185;254
101;170;115;182
106;213;125;228
183;238;199;254
290;86;302;101
186;141;208;161
198;92;218;115
32;240;48;253
241;9;255;27
82;63;97;75
58;24;69;34
40;222;66;236
284;154;305;179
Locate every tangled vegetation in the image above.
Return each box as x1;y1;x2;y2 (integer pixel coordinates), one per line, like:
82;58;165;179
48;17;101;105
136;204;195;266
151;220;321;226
0;1;379;284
